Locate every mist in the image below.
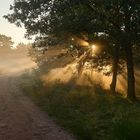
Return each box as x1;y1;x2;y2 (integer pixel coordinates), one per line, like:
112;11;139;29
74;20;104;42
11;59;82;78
0;46;36;76
41;60;140;96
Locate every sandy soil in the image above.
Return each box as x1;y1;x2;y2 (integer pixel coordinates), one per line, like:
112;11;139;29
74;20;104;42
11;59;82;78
0;76;76;140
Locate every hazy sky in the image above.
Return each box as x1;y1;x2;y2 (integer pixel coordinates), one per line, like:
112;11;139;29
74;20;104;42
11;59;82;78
0;0;30;46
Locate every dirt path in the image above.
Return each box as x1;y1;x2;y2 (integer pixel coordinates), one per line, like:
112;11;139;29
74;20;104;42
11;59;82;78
0;76;76;140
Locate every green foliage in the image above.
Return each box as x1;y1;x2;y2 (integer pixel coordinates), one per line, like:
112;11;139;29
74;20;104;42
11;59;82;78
110;118;140;140
5;0;140;44
21;70;140;140
7;0;140;47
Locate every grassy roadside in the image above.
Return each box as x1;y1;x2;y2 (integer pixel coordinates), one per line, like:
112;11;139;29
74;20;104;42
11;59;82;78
20;70;140;140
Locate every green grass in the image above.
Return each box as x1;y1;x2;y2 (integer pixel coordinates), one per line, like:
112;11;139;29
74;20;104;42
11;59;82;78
21;70;140;140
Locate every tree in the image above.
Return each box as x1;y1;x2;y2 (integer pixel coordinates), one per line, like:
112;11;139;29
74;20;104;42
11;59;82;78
48;0;140;98
0;34;13;49
4;0;140;100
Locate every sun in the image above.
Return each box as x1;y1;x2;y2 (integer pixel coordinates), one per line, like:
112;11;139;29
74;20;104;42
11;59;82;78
89;44;97;54
91;45;96;51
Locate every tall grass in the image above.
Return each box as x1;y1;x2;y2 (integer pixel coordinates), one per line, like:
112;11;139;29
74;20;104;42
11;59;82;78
21;70;140;140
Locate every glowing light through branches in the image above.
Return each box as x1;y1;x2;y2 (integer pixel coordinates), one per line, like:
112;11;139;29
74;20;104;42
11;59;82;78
89;44;98;54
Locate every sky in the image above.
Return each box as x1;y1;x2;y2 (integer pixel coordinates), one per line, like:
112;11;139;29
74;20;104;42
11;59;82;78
0;0;31;46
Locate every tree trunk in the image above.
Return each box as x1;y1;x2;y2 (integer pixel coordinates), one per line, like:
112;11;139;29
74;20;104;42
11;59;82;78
110;47;119;94
125;44;136;100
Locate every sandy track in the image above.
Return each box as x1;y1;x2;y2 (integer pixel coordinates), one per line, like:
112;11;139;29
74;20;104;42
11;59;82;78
0;76;76;140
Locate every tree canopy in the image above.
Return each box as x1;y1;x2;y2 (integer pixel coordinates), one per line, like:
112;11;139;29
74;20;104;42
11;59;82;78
4;0;140;100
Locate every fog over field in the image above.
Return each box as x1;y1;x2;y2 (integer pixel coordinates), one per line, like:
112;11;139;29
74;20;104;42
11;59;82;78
0;46;36;76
